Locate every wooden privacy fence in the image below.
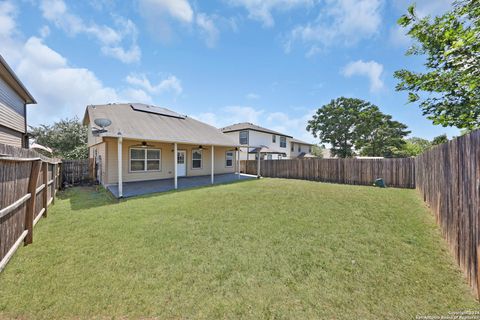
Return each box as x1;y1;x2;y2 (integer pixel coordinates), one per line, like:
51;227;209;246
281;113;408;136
241;158;416;189
0;156;61;272
61;159;94;186
416;130;480;298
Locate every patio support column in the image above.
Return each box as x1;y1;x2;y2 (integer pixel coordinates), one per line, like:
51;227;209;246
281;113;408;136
174;143;178;190
117;136;123;198
211;145;215;184
237;148;240;179
257;151;261;178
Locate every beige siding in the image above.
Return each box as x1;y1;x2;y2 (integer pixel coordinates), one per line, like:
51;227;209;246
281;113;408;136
89;142;107;184
105;138;236;185
0;76;25;133
0;125;23;147
87;122;103;147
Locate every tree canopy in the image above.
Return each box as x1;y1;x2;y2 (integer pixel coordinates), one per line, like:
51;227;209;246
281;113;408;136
29;118;88;160
394;0;480;129
307;97;410;158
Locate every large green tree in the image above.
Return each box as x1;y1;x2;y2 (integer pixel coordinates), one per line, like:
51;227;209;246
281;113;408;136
29;117;88;159
307;97;410;158
356;109;410;157
394;0;480;129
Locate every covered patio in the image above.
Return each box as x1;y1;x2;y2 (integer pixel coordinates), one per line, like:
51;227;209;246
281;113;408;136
107;173;256;198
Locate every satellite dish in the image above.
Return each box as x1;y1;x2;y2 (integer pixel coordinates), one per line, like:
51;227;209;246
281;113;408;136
94;118;112;129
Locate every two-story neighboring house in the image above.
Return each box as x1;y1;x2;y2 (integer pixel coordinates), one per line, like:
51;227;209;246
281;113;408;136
220;123;293;160
290;138;315;159
0;55;36;148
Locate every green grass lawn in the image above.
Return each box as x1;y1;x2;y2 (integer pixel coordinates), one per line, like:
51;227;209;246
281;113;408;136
0;179;477;319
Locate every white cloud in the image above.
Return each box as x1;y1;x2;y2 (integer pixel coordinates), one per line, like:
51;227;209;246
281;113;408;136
39;25;50;38
342;60;384;93
246;93;260;100
0;2;152;125
196;13;219;48
285;0;382;54
39;0;140;63
139;0;193;23
126;74;183;96
0;1;16;37
228;0;314;27
193;105;316;143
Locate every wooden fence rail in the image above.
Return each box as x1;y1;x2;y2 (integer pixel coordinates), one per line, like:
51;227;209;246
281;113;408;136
241;158;416;189
0;144;61;273
416;130;480;298
61;159;94;186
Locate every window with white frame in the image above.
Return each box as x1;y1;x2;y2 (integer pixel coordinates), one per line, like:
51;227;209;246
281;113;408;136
280;136;287;148
267;154;272;160
225;151;234;167
272;134;276;143
298;145;301;152
130;148;161;172
239;130;248;145
192;149;203;169
291;142;294;152
309;146;312;153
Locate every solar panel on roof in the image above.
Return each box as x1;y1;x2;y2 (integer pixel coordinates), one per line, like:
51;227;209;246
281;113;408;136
131;103;186;119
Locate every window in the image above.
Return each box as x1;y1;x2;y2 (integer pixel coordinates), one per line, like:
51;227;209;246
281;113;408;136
280;136;286;148
272;134;276;143
309;146;312;153
239;130;248;145
291;143;294;152
192;149;202;169
298;145;301;152
130;148;161;172
226;151;234;167
267;154;272;160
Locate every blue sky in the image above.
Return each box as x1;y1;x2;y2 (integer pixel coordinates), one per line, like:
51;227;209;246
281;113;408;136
0;0;459;143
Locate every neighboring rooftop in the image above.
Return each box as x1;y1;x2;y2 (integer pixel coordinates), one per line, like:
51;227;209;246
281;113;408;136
220;122;293;138
0;55;36;104
290;138;314;146
83;103;239;147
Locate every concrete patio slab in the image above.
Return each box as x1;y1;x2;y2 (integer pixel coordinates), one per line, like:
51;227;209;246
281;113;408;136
107;173;256;198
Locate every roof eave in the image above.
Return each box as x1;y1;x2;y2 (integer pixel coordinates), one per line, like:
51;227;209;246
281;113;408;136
0;55;36;104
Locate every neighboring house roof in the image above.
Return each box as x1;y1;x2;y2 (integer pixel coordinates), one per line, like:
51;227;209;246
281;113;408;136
290;138;314;146
83;103;239;147
0;55;36;104
248;146;287;154
297;152;316;159
220;122;293;138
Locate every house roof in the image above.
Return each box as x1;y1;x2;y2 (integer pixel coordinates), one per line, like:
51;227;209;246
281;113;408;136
248;146;287;155
290;138;314;146
220;122;293;138
83;103;239;147
0;55;36;104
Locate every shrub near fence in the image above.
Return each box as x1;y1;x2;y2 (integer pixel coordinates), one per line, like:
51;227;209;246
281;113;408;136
0;154;61;272
241;158;416;189
416;130;480;298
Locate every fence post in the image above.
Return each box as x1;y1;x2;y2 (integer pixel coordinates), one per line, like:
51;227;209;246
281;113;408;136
52;163;57;204
42;161;48;218
25;160;41;245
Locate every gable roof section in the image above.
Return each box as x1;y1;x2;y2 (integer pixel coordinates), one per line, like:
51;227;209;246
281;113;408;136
0;55;36;104
84;103;239;147
290;138;314;146
220;122;293;138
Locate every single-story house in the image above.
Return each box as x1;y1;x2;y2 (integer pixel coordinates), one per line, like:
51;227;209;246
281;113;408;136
83;103;243;198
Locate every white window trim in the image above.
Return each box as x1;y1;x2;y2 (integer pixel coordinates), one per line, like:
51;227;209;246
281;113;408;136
239;130;249;145
272;134;276;143
225;151;234;168
129;147;161;173
280;136;287;148
192;149;203;170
